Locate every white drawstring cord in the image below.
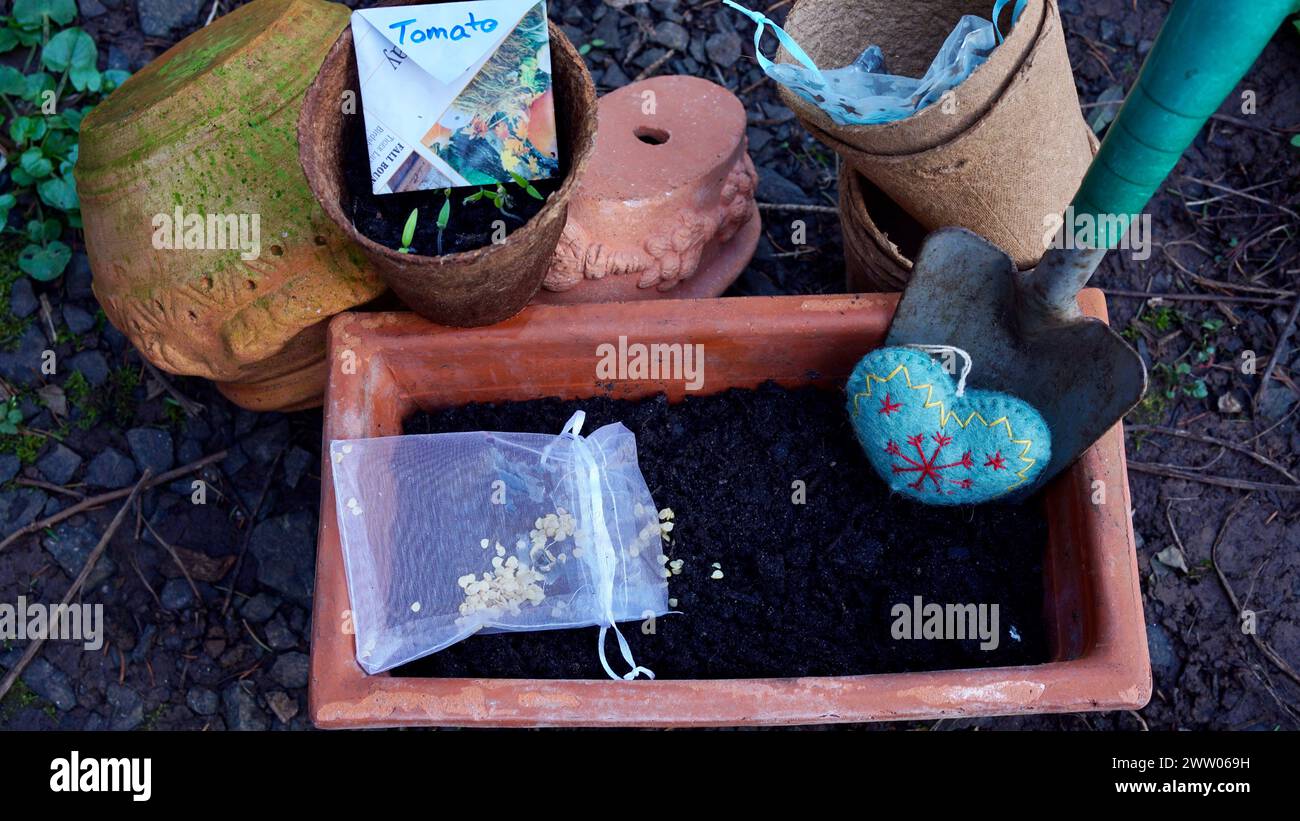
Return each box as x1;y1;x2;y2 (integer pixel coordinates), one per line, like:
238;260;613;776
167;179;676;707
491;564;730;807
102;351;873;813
551;411;654;681
904;344;973;396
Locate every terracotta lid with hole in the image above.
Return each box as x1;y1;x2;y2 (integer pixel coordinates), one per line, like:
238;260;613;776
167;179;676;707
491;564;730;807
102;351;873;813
537;76;760;302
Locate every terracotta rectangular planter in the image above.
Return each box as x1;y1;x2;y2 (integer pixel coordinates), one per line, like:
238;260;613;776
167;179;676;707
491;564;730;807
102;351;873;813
310;293;1150;727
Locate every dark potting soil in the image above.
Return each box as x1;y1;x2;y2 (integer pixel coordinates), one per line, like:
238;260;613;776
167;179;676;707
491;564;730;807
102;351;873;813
340;108;560;256
395;383;1050;679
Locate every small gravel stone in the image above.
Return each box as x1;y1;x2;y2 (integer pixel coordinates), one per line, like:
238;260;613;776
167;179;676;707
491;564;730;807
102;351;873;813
186;687;219;716
0;454;19;485
282;447;312;489
9;277;37;318
127;427;175;475
264;616;297;651
222;682;269;731
23;658;77;711
62;304;96;335
106;683;144;731
137;0;205;37
270;652;310;689
43;521;116;589
36;443;82;486
239;592;280;624
250;512;316;603
266;690;299;724
160;578;195;611
653;20;689;51
705;31;741;66
85;447;138;489
67;350;110;387
0;325;46;385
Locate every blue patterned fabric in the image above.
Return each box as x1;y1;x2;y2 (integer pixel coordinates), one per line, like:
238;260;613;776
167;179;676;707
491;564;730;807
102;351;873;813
846;347;1051;505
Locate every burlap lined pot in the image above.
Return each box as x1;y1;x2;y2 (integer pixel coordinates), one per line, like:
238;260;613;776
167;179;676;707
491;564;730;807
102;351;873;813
778;0;1093;268
78;0;386;412
299;20;597;327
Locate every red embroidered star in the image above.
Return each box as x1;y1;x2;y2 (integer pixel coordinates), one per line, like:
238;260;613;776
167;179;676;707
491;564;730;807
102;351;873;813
984;452;1007;471
878;394;902;416
887;430;974;492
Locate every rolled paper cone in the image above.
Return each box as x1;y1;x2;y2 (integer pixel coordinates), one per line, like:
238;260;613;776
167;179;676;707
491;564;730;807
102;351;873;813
777;0;1094;269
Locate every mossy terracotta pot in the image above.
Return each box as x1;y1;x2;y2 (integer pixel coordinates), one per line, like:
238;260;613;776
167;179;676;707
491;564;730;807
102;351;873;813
298;21;597;327
310;293;1150;727
77;0;385;412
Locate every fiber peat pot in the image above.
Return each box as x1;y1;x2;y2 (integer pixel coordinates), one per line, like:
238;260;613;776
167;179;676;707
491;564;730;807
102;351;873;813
311;294;1150;727
298;20;597;327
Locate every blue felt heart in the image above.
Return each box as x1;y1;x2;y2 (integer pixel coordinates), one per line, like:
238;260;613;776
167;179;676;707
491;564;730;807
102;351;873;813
846;347;1051;505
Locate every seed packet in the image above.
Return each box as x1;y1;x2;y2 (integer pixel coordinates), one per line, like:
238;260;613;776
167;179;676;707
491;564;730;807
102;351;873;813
351;0;560;194
330;412;669;677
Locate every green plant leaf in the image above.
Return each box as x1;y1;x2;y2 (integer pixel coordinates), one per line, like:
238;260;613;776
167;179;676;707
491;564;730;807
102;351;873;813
509;171;543;200
1292;133;1300;149
69;64;101;93
103;68;131;90
14;0;78;28
21;71;56;104
37;174;78;211
437;193;451;231
20;146;53;179
400;208;419;249
0;28;20;54
0;65;25;96
0;193;17;226
19;240;72;281
26;217;62;243
42;28;98;74
10;115;47;144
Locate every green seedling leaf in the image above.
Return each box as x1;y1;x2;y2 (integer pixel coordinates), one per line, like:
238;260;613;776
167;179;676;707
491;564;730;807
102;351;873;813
14;0;78;28
399;207;419;253
0;28;20;54
1292;133;1300;149
509;171;544;200
19;240;72;281
437;192;451;231
463;189;485;204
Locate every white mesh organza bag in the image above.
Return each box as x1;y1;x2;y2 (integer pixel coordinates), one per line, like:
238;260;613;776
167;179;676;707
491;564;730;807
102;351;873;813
331;411;669;678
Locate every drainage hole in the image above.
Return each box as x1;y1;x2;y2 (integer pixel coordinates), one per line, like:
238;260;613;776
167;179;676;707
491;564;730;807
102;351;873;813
634;126;670;146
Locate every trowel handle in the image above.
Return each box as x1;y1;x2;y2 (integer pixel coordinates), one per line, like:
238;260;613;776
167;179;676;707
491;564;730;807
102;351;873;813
1031;0;1297;312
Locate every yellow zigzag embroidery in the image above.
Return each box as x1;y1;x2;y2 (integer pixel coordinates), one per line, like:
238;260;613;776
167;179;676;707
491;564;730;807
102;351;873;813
851;363;1037;487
